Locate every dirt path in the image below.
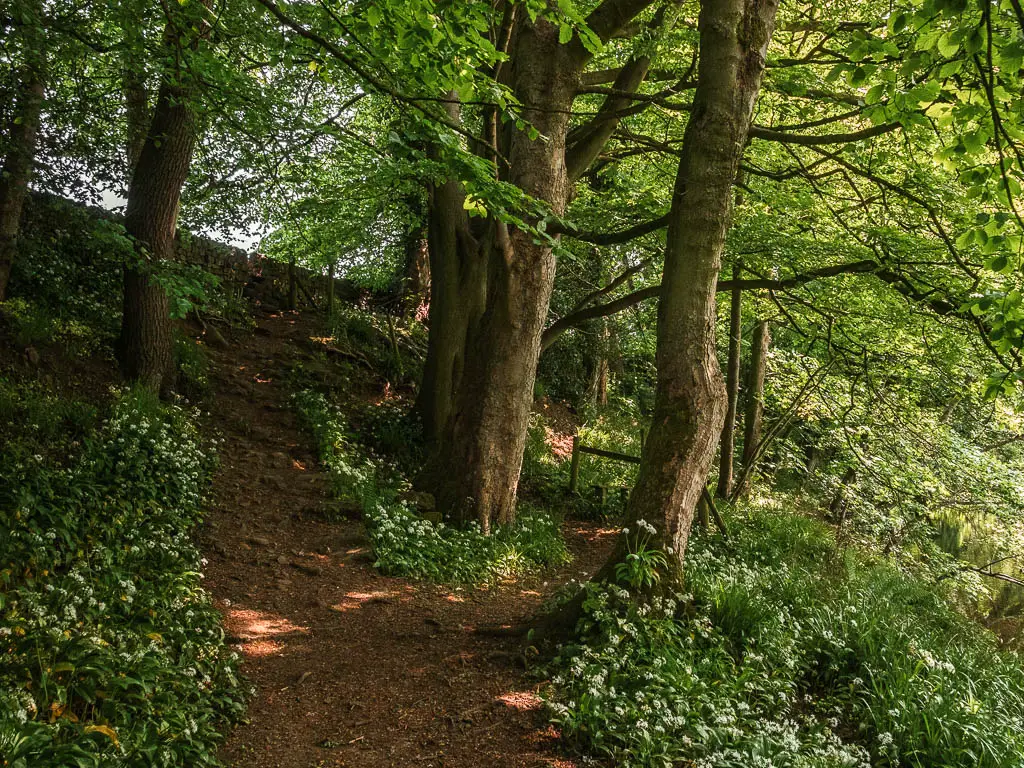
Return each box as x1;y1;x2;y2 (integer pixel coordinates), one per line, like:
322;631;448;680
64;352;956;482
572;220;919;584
199;312;614;768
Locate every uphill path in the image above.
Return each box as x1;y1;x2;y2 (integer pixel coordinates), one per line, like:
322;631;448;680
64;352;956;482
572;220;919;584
198;310;614;768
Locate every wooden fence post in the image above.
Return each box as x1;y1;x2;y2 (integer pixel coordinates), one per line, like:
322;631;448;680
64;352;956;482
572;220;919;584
569;435;581;494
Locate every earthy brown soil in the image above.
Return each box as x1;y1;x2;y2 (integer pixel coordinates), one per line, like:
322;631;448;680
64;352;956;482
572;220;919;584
200;311;617;768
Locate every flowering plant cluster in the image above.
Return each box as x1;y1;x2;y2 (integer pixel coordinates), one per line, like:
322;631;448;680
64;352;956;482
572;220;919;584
0;388;245;766
366;503;569;584
293;389;570;584
547;510;1024;767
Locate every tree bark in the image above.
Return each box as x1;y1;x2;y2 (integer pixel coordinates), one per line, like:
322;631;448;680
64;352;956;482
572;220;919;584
738;318;770;494
0;0;46;302
414;177;486;446
584;321;611;408
288;256;298;310
610;0;778;568
399;224;429;313
427;19;582;530
418;0;658;529
326;261;336;315
715;259;743;498
117;6;208;391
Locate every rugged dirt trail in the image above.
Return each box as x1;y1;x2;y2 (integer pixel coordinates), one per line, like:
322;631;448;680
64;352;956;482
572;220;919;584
199;311;614;768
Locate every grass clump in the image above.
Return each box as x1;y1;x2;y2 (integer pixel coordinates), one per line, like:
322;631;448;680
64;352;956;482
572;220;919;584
293;389;570;584
547;508;1024;768
0;388;245;767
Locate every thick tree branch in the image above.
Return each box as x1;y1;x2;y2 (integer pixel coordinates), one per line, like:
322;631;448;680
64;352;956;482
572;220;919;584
748;121;902;145
551;212;670;243
583;0;659;48
567;56;652;180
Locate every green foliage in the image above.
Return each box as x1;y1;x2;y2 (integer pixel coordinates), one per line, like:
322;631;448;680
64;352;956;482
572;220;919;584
548;508;1024;768
292;389;570;584
173;333;212;403
0;377;98;476
326;307;424;388
0;298;103;355
292;389;380;507
367;505;569;585
614;521;668;591
149;264;221;322
0;388;245;766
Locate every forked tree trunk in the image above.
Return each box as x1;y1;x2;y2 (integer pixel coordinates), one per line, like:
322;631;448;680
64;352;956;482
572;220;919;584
118;8;207;391
0;0;45;302
427;20;581;530
738;318;770;494
612;0;778;568
715;260;743;498
418;1;658;529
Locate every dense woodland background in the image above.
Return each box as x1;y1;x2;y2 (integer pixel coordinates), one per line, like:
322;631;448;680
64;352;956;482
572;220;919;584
5;0;1024;765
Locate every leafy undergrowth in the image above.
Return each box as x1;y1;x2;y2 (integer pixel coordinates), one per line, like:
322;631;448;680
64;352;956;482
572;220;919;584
293;389;570;584
0;387;245;767
548;507;1024;768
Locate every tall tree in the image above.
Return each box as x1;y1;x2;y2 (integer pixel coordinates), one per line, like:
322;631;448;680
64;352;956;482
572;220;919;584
424;1;659;529
117;1;210;390
716;259;743;498
738;318;770;494
0;0;46;301
613;0;778;567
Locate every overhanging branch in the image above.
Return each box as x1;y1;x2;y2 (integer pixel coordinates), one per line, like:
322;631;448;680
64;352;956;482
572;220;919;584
540;258;963;350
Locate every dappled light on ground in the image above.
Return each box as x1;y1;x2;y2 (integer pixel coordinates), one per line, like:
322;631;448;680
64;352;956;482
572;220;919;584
225;607;308;658
196;312;618;767
497;691;543;711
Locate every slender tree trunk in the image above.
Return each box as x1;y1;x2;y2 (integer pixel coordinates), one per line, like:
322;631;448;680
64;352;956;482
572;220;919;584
427;20;581;530
399;224;429;313
738;318;770;494
828;466;857;522
715;259;743;498
118;7;208;391
609;0;778;568
585;323;611;408
0;1;45;302
287;256;298;310
326;261;335;315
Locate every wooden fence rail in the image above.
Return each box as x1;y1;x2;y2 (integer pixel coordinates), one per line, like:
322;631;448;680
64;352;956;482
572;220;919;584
567;435;728;539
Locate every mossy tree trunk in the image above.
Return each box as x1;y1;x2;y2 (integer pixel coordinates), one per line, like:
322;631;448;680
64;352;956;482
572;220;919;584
737;318;770;495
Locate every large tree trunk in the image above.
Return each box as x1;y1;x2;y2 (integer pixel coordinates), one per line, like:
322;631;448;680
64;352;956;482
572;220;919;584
417;1;658;528
715;260;743;498
612;0;778;568
117;10;207;391
427;20;581;530
414;178;486;445
0;0;45;302
738;318;770;494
